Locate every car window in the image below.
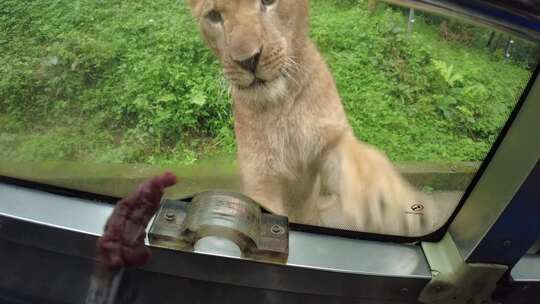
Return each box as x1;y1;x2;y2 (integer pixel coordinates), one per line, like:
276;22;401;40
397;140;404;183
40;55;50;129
1;0;538;238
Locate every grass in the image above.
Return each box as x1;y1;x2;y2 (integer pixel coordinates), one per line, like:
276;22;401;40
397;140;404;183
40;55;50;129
0;0;535;166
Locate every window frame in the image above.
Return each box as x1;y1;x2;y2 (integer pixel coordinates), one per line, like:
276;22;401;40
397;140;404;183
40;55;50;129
1;1;540;302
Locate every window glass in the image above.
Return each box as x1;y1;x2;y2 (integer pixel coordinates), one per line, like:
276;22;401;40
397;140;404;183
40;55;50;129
1;0;538;237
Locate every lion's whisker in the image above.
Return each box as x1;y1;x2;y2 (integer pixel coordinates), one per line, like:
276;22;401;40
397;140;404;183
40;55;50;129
281;56;303;87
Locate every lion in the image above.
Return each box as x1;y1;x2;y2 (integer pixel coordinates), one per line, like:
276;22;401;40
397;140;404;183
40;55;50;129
188;0;435;236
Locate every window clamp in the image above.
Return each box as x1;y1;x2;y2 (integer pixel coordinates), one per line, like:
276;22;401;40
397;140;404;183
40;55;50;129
148;190;289;263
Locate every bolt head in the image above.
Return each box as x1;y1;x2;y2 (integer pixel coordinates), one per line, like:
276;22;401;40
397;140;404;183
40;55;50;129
165;211;176;221
270;224;285;235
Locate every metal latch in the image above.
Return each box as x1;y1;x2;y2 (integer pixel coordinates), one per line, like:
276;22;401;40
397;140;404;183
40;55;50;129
419;233;508;304
148;190;289;263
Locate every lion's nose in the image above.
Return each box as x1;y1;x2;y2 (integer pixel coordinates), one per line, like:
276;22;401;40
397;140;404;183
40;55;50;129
234;51;261;74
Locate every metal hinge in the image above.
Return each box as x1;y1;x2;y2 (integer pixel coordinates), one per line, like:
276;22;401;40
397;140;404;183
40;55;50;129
419;233;508;304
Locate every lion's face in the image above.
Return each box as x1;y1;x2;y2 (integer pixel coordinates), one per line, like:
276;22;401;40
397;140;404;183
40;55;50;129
189;0;309;102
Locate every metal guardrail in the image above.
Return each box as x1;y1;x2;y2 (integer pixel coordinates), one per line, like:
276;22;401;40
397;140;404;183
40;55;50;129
382;0;540;41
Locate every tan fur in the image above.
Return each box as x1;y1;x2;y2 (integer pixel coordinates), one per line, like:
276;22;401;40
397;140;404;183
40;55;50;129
188;0;435;236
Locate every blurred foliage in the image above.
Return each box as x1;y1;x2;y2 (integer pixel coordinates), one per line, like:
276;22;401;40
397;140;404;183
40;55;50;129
416;10;540;69
0;0;536;164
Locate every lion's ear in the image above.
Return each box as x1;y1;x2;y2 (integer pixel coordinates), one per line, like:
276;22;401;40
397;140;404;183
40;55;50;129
187;0;204;17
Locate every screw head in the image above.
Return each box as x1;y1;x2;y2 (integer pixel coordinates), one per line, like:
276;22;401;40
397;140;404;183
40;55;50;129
270;224;285;235
503;240;512;247
165;211;176;221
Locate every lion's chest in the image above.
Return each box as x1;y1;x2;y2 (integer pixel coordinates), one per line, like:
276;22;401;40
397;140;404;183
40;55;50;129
236;103;323;180
267;116;318;177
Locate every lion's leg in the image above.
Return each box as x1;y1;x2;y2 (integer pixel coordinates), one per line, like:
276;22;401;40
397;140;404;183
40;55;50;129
285;180;323;226
240;165;286;216
338;133;434;235
318;143;370;231
318;132;433;235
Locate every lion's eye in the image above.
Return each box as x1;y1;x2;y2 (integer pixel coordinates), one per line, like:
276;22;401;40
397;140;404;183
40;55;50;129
205;10;222;24
261;0;276;6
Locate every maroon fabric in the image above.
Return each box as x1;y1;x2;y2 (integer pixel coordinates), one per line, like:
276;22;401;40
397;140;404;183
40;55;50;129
97;172;177;269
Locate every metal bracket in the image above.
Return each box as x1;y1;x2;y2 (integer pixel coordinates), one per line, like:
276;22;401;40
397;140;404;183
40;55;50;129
419;233;508;304
148;190;289;263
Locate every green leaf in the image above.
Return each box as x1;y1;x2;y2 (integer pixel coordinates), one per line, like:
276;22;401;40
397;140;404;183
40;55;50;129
189;90;207;106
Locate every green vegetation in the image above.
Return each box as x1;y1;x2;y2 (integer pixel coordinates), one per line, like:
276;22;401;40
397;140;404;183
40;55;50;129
0;0;536;165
